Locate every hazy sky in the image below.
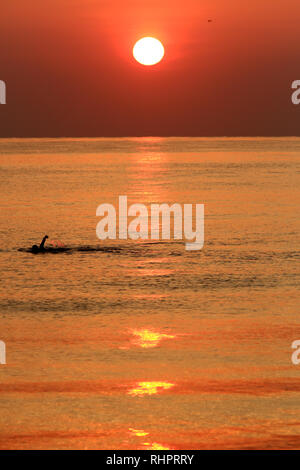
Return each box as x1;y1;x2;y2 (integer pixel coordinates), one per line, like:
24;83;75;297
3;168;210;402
1;0;300;136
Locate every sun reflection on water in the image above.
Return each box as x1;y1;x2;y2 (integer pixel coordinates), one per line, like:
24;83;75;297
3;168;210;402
131;329;175;348
129;428;149;437
128;381;175;397
143;442;171;450
129;428;171;450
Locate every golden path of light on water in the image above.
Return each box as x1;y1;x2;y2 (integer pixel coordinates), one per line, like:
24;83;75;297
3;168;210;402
129;428;149;437
131;329;175;348
128;381;175;397
129;428;171;450
143;442;171;450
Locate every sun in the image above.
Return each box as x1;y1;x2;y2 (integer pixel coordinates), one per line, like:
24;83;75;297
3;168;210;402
133;37;164;66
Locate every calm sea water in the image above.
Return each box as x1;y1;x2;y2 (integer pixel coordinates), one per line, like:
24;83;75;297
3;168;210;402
0;137;299;450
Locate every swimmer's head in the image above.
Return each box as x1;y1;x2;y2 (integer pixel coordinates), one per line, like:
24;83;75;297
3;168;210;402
31;244;39;254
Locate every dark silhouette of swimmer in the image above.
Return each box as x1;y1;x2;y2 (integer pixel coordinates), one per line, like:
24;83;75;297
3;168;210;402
31;235;48;254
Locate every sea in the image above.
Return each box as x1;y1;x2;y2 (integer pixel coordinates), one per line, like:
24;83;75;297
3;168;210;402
0;137;299;449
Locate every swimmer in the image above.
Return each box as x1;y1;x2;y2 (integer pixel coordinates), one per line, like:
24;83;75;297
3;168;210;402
31;235;49;254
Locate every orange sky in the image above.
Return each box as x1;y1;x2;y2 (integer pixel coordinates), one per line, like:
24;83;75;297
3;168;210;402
1;0;300;136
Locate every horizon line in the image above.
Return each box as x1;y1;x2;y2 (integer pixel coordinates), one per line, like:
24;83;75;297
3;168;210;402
1;135;300;140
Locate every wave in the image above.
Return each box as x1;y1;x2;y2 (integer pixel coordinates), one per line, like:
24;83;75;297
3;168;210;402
16;242;182;255
17;245;123;254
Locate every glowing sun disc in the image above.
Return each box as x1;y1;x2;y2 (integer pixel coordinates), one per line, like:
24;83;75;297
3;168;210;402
133;37;164;66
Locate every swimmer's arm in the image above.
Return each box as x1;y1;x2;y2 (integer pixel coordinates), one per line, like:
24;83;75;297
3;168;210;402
39;235;49;249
